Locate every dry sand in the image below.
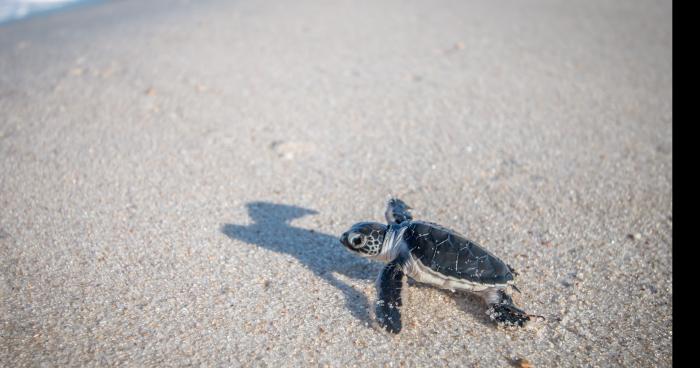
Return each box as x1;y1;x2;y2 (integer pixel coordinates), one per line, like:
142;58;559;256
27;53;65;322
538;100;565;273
0;0;672;366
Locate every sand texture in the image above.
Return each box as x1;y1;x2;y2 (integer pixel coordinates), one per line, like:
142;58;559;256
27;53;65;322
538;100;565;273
0;0;672;366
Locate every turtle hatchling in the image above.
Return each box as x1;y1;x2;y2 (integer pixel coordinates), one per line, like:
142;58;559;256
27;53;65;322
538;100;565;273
339;198;542;333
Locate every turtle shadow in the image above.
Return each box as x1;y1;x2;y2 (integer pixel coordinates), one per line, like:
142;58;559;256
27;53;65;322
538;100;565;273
407;281;494;327
220;201;380;327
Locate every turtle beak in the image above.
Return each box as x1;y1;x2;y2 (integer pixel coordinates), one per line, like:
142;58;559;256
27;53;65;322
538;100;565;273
339;232;349;248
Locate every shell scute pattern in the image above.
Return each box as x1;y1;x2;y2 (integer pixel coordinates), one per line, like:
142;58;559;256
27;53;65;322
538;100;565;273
404;221;514;285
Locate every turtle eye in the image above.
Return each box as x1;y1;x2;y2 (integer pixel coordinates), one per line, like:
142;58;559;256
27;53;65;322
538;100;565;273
350;234;364;247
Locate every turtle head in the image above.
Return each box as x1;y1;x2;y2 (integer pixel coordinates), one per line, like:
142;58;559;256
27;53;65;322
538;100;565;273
340;222;388;258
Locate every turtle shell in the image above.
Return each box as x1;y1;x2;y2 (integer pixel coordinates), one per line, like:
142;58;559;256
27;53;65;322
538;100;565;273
403;221;514;285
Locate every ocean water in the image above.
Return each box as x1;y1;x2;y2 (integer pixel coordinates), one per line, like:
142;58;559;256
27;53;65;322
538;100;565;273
0;0;86;24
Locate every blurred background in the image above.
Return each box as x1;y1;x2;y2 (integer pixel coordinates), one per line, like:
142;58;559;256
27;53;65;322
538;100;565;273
0;0;671;366
0;0;87;24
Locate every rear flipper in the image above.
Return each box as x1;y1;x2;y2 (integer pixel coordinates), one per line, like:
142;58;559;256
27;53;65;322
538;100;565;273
482;289;542;328
488;303;531;327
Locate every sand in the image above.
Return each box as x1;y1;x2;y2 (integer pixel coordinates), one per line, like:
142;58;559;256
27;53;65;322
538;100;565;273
0;0;672;366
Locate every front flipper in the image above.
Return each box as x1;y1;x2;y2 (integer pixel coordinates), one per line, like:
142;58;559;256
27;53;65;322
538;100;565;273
385;198;413;225
375;258;406;333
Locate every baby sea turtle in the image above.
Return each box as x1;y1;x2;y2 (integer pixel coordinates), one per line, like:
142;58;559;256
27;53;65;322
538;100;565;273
339;198;541;333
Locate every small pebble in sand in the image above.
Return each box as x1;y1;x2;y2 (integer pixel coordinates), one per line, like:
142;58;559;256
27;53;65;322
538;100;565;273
512;358;533;368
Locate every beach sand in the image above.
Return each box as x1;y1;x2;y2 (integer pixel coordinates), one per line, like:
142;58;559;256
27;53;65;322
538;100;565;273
0;0;672;366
